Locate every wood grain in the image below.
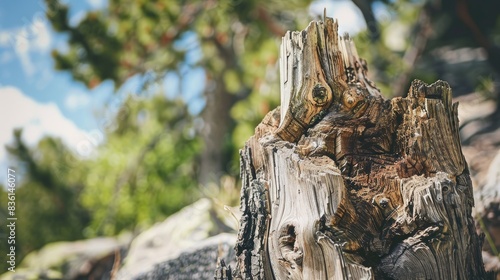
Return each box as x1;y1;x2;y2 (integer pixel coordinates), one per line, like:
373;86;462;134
217;17;490;280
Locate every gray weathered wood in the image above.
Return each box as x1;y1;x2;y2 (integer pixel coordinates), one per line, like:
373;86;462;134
216;17;490;280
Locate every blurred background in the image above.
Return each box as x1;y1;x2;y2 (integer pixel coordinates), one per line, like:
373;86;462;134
0;0;499;279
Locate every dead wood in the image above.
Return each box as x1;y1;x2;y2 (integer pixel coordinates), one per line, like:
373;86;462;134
217;18;491;280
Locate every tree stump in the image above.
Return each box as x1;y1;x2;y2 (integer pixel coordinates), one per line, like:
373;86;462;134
217;18;490;279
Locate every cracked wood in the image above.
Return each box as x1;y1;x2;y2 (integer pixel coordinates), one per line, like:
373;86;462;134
218;17;490;280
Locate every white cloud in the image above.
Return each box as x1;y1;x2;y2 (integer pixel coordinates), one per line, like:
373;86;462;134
29;15;51;52
87;0;107;9
0;86;91;164
0;31;11;47
1;15;52;76
64;89;91;109
13;28;35;76
309;0;367;35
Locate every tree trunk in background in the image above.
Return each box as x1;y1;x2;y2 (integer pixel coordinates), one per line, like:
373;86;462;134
199;77;235;186
217;18;491;279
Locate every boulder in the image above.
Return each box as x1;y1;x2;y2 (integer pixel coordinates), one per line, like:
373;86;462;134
0;236;129;280
117;198;237;279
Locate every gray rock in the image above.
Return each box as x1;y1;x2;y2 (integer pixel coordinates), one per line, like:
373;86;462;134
0;236;130;280
134;233;236;280
117;198;237;279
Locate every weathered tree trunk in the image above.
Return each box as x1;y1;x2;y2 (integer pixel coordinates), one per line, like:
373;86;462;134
217;18;491;279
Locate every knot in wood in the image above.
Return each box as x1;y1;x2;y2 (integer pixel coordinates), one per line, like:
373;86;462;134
379;198;389;209
312;84;328;106
342;84;366;112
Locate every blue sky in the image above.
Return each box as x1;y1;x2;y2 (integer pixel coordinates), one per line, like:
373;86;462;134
0;0;113;130
0;0;370;181
0;0;115;181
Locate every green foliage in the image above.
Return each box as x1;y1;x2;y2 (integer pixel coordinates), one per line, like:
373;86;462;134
45;0;311;89
45;0;314;180
0;186;11;273
80;94;200;236
350;0;421;96
0;93;200;270
476;76;497;100
0;130;90;272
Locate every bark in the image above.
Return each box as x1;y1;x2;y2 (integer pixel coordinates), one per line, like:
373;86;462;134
217;18;491;279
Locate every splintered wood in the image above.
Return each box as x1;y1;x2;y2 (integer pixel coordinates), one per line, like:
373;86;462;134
223;18;489;280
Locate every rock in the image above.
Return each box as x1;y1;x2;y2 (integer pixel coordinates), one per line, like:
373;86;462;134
0;198;238;280
117;198;237;279
0;235;129;280
133;233;236;280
